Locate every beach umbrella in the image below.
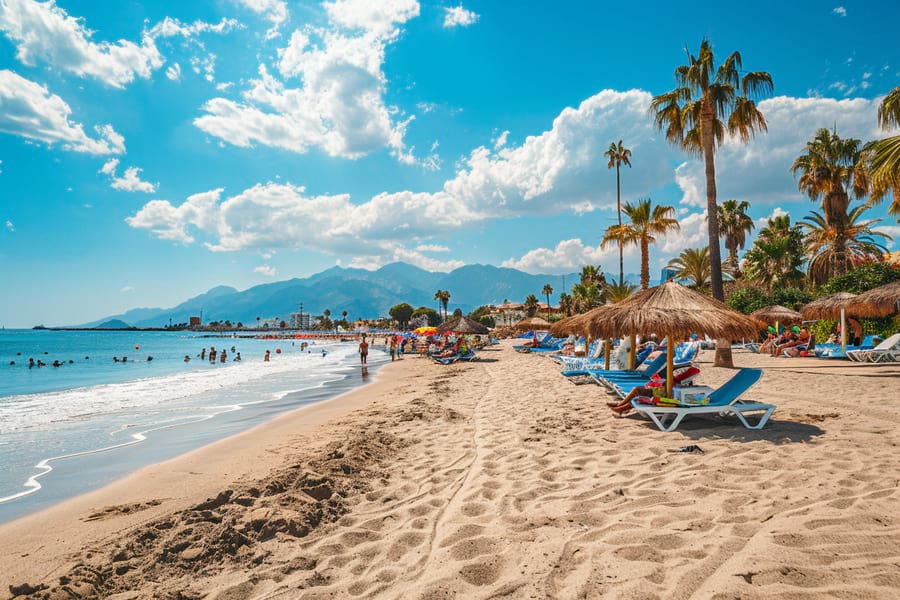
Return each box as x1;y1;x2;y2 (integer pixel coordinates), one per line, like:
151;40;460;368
582;282;762;397
513;316;552;331
550;314;583;337
844;281;900;318
801;292;858;355
750;305;802;336
436;316;489;335
413;326;438;336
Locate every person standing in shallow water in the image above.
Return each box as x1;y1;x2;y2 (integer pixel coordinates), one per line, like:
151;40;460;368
358;336;369;365
264;350;270;362
389;336;397;361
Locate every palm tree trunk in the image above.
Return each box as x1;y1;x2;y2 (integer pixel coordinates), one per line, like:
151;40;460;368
640;237;649;290
617;163;624;286
701;106;733;368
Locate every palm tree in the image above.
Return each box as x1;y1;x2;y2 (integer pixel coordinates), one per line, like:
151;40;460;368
792;128;872;278
541;284;553;320
666;247;711;289
651;40;773;304
558;292;574;317
342;310;348;325
743;215;807;288
603;280;638;303
718;199;754;274
800;206;891;286
440;290;451;319
523;294;539;317
867;86;900;216
256;316;260;330
433;289;444;319
580;265;605;286
601;198;680;289
571;283;602;313
604;140;632;285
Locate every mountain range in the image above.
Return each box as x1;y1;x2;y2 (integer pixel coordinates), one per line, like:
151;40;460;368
76;263;617;328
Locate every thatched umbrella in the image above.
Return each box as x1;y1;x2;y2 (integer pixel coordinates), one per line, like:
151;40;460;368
750;305;802;333
436;315;489;335
801;292;857;354
513;316;552;331
550;314;582;337
583;282;762;396
845;281;900;318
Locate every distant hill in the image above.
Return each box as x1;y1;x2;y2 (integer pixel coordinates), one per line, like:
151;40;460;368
95;319;133;329
79;263;585;328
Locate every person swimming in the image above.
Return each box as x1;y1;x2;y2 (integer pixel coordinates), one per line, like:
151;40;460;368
184;355;191;362
234;352;242;362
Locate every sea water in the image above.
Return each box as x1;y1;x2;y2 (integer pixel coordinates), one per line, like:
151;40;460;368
0;330;387;522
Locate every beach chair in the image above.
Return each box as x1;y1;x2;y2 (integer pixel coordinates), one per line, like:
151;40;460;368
610;365;702;398
630;368;774;432
846;333;900;363
433;349;476;365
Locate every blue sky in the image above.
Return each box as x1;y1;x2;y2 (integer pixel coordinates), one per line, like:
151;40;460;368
0;0;898;326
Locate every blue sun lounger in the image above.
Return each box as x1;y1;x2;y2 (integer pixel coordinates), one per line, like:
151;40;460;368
630;368;773;432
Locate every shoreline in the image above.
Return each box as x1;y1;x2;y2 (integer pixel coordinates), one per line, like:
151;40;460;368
3;344;900;598
0;353;402;588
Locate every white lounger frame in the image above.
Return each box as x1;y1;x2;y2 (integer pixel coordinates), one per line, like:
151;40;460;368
632;400;776;432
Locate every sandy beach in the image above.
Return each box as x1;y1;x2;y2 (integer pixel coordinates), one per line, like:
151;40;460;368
2;341;900;599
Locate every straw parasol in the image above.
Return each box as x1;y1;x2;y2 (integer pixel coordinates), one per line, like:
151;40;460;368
845;281;900;317
750;305;803;328
550;314;583;337
513;316;552;331
436;315;489;335
801;292;857;354
583;282;762;396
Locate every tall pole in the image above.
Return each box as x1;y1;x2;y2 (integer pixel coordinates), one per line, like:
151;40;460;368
617;161;624;286
840;307;847;355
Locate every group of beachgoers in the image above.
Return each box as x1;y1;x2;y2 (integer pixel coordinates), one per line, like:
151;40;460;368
185;346;242;364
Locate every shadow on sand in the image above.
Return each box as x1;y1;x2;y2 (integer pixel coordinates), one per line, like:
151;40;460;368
625;414;824;444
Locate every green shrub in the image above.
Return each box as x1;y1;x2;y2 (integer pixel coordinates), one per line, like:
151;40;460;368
770;287;812;310
818;263;900;295
725;287;770;314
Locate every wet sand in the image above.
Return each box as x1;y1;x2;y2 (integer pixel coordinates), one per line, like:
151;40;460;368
2;342;900;599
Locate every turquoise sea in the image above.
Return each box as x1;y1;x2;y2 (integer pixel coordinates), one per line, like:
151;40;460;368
0;329;386;522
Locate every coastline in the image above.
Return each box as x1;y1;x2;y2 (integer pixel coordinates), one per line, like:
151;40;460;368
3;342;900;599
0;351;402;591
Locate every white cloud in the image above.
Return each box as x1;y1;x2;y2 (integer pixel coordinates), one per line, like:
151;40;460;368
100;159;157;193
195;1;420;163
165;62;182;81
148;17;240;39
254;264;277;276
674;95;889;208
0;1;238;88
120;286;134;292
0;70;125;154
875;225;900;250
755;206;789;228
415;244;449;252
0;0;162;88
235;0;288;38
493;129;509;149
190;54;217;82
4;219;14;232
443;5;479;28
216;81;233;92
0;159;3;174
832;6;847;16
132;88;893;271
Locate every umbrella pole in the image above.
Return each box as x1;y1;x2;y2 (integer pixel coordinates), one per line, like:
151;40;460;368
840;307;847;355
666;342;674;398
604;338;611;370
628;335;636;370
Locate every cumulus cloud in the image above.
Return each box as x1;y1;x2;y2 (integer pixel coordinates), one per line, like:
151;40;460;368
0;70;125;154
100;159;158;193
875;225;900;250
674;96;888;208
443;5;479;28
120;285;134;292
832;6;847;16
5;219;14;232
235;0;288;38
133;87;890;271
195;0;421;163
0;1;238;88
254;264;277;276
501;212;708;274
493;130;509;149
